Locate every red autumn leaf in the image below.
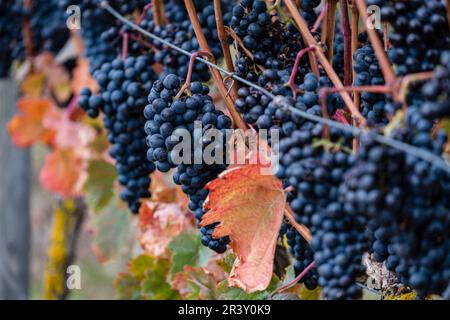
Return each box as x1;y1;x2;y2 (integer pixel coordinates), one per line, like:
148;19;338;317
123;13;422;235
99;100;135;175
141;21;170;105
7;98;56;148
39;148;87;198
139;201;190;258
200;163;286;293
43;112;95;151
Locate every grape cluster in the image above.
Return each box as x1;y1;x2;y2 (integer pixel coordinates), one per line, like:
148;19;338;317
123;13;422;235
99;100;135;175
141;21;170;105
0;0;70;77
300;0;322;28
282;150;369;300
286;225;318;290
353;44;390;125
59;0;147;73
144;74;232;253
59;0;117;72
230;0;308;83
339;109;450;297
79;55;157;213
367;0;450;75
421;51;450;120
137;0;232;82
29;0;70;55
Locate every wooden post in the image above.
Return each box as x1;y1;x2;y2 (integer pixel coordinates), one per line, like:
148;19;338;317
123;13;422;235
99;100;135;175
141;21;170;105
0;79;31;300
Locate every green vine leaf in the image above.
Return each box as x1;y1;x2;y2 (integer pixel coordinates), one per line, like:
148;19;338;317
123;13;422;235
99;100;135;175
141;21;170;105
84;160;116;213
114;254;180;300
168;232;213;275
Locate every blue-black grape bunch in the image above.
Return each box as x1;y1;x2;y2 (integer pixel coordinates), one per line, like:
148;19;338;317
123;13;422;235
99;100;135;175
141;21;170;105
353;44;390;126
421;51;450;120
12;0;450;300
58;0;148;73
0;0;70;78
286;225;319;290
226;0;450;300
367;0;450;75
79;55;157;213
136;0;232;82
144;74;232;253
300;0;322;28
230;0;308;85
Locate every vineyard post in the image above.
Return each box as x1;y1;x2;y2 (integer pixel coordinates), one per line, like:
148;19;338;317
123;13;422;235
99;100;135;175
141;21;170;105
0;79;31;299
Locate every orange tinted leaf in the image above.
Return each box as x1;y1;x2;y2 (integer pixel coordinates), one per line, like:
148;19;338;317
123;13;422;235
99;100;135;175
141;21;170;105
139;201;189;258
39;148;87;198
172;266;218;300
150;172;189;207
201;164;286;293
7;99;55;147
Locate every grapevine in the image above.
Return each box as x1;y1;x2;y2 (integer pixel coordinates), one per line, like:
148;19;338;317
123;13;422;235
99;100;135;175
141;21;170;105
1;0;450;301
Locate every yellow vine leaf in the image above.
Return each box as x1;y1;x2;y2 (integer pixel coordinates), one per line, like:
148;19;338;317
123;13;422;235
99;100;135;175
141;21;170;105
20;72;45;98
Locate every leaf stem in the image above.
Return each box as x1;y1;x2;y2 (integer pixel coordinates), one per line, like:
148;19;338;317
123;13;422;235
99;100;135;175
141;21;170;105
121;32;129;61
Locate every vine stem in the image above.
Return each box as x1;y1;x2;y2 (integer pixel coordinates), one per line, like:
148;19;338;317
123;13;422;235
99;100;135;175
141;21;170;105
339;0;352;86
383;23;389;51
333;109;350;125
398;72;434;104
319;85;390;136
151;0;165;26
354;0;395;85
121;32;129;61
285;0;366;126
271;261;317;296
214;0;237;100
287;47;319;99
311;2;328;33
322;0;337;63
183;0;247;130
137;2;153;25
350;3;360;109
175;51;213;99
285;206;312;242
